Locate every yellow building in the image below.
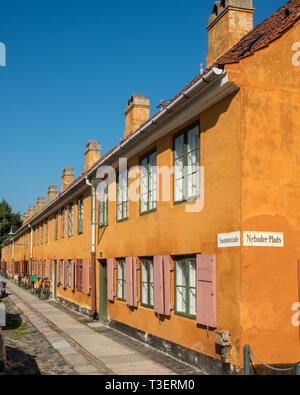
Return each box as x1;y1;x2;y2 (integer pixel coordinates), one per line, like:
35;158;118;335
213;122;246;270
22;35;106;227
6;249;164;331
2;0;300;375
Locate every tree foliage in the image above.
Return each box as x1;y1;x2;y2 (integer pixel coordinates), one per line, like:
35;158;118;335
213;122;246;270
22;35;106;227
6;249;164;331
0;199;22;246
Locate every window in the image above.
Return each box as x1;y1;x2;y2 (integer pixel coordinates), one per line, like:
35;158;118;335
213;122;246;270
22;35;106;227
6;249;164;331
46;219;49;243
117;170;128;222
41;222;44;244
76;259;83;292
116;259;126;301
68;203;73;237
55;213;58;240
60;260;64;285
140;151;157;215
175;256;196;318
174;123;200;203
61;208;65;238
140;258;154;308
68;260;72;287
99;180;108;227
37;226;39;246
77;197;84;234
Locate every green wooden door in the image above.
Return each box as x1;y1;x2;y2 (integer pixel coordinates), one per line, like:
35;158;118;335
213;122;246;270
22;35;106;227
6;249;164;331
99;260;108;321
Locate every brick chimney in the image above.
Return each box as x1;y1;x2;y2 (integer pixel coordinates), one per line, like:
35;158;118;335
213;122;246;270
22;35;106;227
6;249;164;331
48;186;57;205
124;94;150;139
84;141;101;173
23;213;29;225
206;0;254;67
37;197;45;213
28;205;36;219
61;168;74;192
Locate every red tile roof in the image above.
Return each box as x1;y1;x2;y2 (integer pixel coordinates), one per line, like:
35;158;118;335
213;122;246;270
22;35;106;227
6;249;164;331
171;0;300;102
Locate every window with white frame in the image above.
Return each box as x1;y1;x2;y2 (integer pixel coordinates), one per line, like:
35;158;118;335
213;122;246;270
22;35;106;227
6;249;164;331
117;169;128;222
174;123;200;203
98;180;108;227
68;203;73;237
61;208;65;238
77;197;84;234
140;151;157;215
175;256;196;318
140;258;154;308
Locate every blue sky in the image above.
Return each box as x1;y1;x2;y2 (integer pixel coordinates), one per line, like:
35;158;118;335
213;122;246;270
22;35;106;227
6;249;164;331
0;0;288;215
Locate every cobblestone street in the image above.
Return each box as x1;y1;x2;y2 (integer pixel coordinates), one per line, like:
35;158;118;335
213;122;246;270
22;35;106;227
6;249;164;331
2;295;76;375
0;279;205;375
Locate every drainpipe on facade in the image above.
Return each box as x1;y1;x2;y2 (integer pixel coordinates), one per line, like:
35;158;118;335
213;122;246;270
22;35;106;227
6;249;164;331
86;177;97;320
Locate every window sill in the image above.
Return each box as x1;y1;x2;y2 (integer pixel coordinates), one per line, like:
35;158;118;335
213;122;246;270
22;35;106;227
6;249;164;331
174;311;196;320
139;208;157;217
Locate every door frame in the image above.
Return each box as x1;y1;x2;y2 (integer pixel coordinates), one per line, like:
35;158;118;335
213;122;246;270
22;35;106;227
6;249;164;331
99;259;108;321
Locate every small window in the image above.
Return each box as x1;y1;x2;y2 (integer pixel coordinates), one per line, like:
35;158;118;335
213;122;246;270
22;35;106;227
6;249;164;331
175;256;196;318
78;197;84;234
98;180;108;227
117;170;128;222
68;203;73;237
55;213;59;240
76;259;83;292
61;208;65;238
46;219;49;243
68;260;72;287
174;123;200;204
60;260;64;285
116;259;126;301
140;151;157;215
41;222;44;244
140;258;154;308
37;226;40;246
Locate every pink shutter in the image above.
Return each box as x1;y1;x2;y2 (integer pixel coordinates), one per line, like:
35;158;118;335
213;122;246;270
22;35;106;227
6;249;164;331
133;258;138;308
126;257;133;306
29;260;32;276
107;258;115;302
64;260;67;289
71;260;75;291
154;256;164;315
86;260;91;295
196;254;217;328
163;256;172;316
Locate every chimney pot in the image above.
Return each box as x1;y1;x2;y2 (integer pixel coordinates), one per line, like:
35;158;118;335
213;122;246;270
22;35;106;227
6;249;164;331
23;213;29;225
61;168;74;192
206;0;254;67
124;94;150;139
28;205;36;219
48;185;58;205
37;196;45;213
84;141;101;172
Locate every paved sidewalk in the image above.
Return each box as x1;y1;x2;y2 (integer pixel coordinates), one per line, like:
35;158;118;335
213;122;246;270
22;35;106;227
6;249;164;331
3;279;183;375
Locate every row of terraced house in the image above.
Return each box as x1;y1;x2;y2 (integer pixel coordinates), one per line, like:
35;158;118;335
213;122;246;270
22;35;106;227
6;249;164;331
2;0;300;375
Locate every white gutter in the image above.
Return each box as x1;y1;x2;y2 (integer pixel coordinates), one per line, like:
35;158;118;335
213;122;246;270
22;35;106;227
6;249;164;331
8;67;225;239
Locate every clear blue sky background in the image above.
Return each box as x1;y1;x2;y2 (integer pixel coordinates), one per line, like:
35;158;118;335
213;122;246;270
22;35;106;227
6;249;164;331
0;0;287;216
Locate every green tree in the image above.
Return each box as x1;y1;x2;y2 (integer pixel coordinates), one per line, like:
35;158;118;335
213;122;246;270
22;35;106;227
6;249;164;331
0;199;22;248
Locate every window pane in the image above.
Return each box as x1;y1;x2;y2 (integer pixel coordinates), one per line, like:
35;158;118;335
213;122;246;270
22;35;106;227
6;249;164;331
176;286;186;313
117;280;122;298
141;262;147;282
149;283;154;306
174;134;184;159
141;282;148;304
176;261;186;286
189;288;196;316
189;260;196;287
187;127;199;152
